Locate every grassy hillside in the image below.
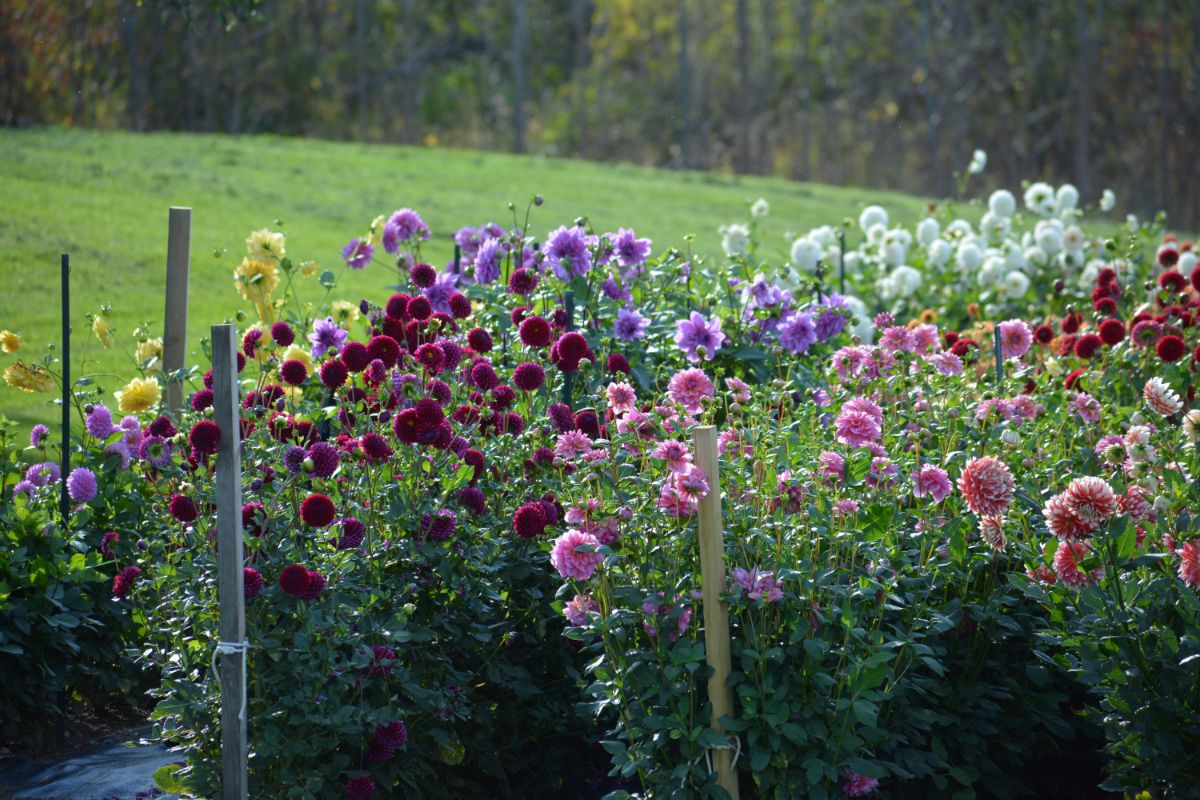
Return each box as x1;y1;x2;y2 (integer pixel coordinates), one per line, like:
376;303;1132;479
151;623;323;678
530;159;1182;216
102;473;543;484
0;128;929;429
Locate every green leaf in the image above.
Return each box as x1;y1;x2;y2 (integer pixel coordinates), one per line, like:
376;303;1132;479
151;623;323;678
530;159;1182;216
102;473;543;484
153;764;190;793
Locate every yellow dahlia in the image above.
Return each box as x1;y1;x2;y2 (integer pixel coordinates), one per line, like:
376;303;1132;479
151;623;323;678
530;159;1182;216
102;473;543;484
299;260;319;278
4;360;54;393
280;344;314;371
93;316;114;349
0;330;20;353
246;229;285;261
330;300;359;325
235;257;280;306
137;337;163;366
115;376;162;413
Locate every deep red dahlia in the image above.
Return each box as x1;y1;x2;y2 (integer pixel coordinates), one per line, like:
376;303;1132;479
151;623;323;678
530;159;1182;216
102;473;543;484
492;384;516;410
1061;312;1082;334
189;420;221;454
270;321;295;347
359;432;393;462
421;509;457;541
320;359;349;389
606;352;631;374
943;330;960;347
439;340;463;370
385;293;410;321
148;415;177;438
345;776;376;800
367;335;401;368
242;329;262;358
1093;297;1118;315
1064;367;1087;390
242;502;265;535
463;448;485;479
236;352;247;372
278;563;312;596
280;359;308;386
243;567;264;599
457;486;486;516
1097;266;1117;286
374;721;408;749
548;402;576;433
191;388;214;412
112;565;141;599
407;296;433;322
341;342;370;372
393;409;420;444
306;442;339;478
1157;334;1186;362
414;398;445;428
508;267;538;295
448;292;472;319
427;379;452;405
467;327;493;353
513;502;549;539
1073;334;1102;360
574;409;601;438
410;262;437;288
1098;319;1125;345
1158;245;1180;268
414;342;445;372
500;412;525;436
556;331;589;361
511;306;528;326
513;362;545;392
470;361;500;391
1159;271;1187;293
336;517;365;549
518;316;552;348
300;493;336;527
298;570;325;601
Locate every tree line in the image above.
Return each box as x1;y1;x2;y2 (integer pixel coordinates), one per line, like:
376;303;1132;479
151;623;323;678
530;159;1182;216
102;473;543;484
3;0;1198;229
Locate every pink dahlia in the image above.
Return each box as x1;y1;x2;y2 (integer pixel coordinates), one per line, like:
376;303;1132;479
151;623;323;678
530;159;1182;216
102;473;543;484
671;464;710;502
843;396;883;425
1178;540;1200;588
605;381;638;416
978;516;1006;551
832;499;860;517
842;769;881;797
1062;476;1118;523
550;529;604;580
1053;539;1104;587
835;409;882;448
818;451;846;485
725;376;751;403
1118;485;1155;523
1043;493;1095;540
1143;377;1183;416
1069;392;1101;425
563;593;600;625
927;350;964;376
651;439;692;473
997;320;1033;360
913;464;952;502
554;430;593;460
667;367;714;414
957;456;1015;516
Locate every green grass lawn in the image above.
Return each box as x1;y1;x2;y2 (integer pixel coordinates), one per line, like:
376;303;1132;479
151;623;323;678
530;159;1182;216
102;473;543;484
0;127;928;430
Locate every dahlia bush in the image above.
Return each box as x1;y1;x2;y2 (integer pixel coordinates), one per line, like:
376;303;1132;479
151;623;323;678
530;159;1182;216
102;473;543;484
3;176;1200;798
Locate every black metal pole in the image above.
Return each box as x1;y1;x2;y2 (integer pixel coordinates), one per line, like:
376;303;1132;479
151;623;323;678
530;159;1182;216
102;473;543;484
58;252;70;747
994;325;1004;384
453;243;461;275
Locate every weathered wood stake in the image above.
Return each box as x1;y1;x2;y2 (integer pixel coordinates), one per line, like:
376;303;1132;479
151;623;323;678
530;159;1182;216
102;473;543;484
212;323;248;800
163;207;191;417
693;425;739;799
993;324;1004;384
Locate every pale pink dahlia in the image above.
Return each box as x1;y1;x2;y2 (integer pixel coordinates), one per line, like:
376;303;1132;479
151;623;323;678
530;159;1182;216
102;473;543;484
913;464;952;501
957;456;1015;516
555;430;593;460
1069;392;1101;424
843;396;884;425
725;376;751;403
819;451;846;484
671;464;710;501
1043;493;1095;540
1053;539;1103;587
667;367;714;414
998;319;1033;360
605;381;638;416
1143;377;1183;416
550;529;604;580
563;593;600;625
842;769;881;797
928;350;964;376
832;499;860;517
978;516;1006;551
1178;541;1200;588
1062;476;1118;523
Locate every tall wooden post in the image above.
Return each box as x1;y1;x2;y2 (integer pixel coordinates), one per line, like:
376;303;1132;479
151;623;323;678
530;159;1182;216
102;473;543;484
693;426;739;798
993;325;1004;384
211;323;248;800
163;207;191;417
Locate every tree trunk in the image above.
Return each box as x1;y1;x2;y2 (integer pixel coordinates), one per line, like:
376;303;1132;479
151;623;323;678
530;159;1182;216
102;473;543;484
677;0;692;169
512;0;527;153
734;0;752;173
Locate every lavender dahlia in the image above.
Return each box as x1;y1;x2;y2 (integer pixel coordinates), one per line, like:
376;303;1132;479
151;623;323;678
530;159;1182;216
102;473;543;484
674;311;724;362
341;237;374;270
67;467;98;504
382;208;431;253
544;225;592;280
778;311;817;354
614;306;650;342
309;317;348;359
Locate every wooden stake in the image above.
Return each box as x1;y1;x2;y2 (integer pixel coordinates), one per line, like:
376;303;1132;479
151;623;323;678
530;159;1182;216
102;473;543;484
163;207;191;418
838;230;847;296
211;323;248;800
693;426;739;799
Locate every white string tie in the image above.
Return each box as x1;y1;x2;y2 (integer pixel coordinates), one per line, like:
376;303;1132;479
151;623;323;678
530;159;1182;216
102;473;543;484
211;640;251;722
